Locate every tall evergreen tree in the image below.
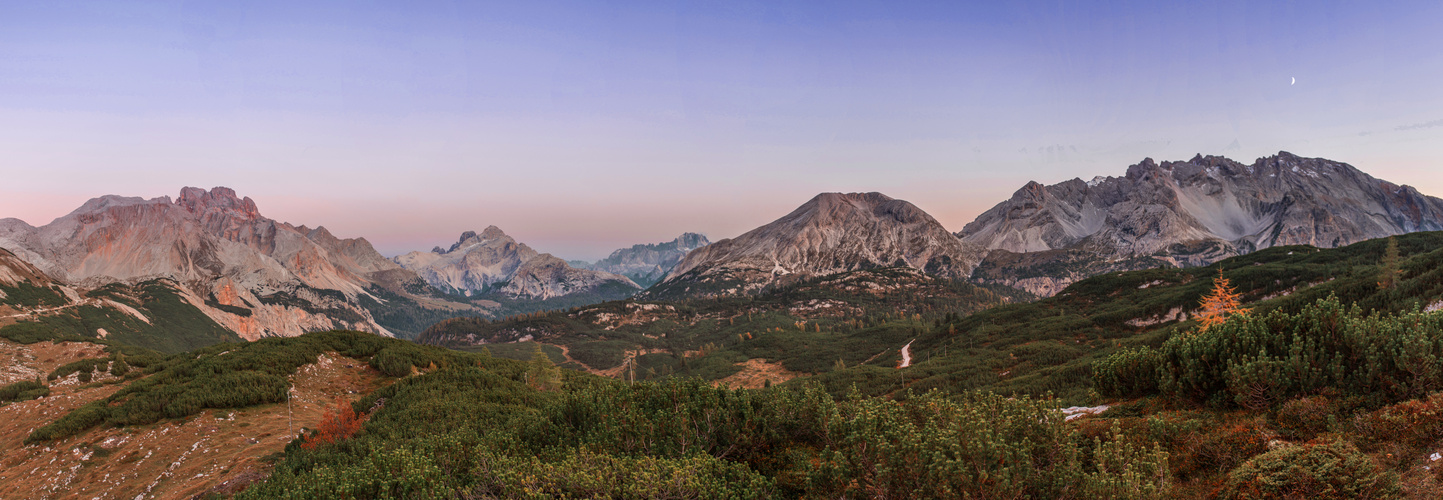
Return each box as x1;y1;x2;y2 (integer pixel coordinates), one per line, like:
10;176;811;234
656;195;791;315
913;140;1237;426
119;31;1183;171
1378;236;1401;290
527;344;562;390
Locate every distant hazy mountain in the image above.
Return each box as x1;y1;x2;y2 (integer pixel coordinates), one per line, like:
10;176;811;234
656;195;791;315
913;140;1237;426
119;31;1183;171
394;227;641;301
961;152;1443;295
644;192;986;300
0;187;479;342
575;233;711;288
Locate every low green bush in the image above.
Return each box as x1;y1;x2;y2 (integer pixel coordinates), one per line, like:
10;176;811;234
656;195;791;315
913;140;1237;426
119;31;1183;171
26;331;465;444
1095;296;1443;409
1273;396;1335;441
0;379;48;403
1220;440;1400;499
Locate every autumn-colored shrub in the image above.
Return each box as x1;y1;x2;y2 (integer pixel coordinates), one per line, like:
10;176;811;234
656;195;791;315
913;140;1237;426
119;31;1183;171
302;399;365;449
1177;418;1271;479
1353;392;1443;451
1274;396;1335;441
1220;440;1400;499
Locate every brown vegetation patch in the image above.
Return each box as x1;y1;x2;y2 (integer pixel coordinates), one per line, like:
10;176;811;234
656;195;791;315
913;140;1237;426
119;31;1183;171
712;358;803;389
0;339;109;385
0;352;384;500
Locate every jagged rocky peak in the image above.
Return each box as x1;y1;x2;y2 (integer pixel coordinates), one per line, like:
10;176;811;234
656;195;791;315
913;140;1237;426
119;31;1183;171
584;232;712;288
669;233;709;250
961;152;1443;296
0;186;410;340
646;192;986;299
176;186;261;218
394;225;639;300
444;226;514;254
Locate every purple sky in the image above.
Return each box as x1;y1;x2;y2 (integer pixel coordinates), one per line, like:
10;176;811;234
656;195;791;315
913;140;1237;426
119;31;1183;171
2;1;1441;260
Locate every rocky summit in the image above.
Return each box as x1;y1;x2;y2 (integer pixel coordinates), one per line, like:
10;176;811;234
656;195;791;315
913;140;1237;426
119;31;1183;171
394;227;641;301
578;233;711;288
645;192;987;299
0;187;456;340
960;152;1443;295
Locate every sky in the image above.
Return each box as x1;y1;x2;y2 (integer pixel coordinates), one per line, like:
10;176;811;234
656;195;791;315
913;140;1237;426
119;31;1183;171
2;1;1441;260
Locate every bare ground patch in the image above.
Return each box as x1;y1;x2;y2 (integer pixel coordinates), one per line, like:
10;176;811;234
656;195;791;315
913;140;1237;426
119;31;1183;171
0;339;110;386
712;358;804;389
0;351;385;500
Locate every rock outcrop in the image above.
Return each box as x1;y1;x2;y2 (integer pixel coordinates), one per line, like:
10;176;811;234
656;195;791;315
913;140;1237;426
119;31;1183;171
645;192;986;299
578;233;711;288
394;227;641;300
0;187;455;340
961;152;1443;295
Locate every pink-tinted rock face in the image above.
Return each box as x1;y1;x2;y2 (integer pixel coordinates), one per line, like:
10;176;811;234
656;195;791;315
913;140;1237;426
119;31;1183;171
393;226;639;300
649;192;987;299
959;152;1443;296
0;187;403;339
962;152;1443;258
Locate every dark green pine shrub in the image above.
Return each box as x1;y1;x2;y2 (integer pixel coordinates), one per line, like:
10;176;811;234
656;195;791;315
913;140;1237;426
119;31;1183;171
803;391;1171;499
245;367;1172;499
26;331;460;444
0;379;49;403
1220;440;1400;500
1093;347;1160;399
1095;295;1443;409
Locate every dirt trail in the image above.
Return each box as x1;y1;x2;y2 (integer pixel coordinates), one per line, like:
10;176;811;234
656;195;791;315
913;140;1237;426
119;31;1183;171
596;348;670;379
0;351;385;500
542;343;598;373
899;339;915;369
0;296;116;320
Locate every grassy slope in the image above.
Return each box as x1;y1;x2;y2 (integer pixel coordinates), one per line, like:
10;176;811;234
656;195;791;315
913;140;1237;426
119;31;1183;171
803;231;1443;403
1;279;243;353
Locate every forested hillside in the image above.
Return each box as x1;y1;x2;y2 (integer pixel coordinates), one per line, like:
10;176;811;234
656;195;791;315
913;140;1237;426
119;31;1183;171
418;267;1032;383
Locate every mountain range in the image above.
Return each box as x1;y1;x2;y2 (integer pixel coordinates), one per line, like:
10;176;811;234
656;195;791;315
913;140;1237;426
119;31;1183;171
0;187;413;341
571;232;711;288
2;152;1440;348
393;227;643;302
960;152;1443;295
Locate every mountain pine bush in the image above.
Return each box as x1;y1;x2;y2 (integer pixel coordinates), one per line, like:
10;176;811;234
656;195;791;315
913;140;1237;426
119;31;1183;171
1220;440;1400;499
1096;295;1443;408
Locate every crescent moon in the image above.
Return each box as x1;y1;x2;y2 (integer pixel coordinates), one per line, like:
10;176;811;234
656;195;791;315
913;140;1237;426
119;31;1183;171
1291;77;1295;85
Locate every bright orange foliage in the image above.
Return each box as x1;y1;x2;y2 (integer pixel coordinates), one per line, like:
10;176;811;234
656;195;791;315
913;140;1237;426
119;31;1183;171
1196;272;1249;331
301;399;365;449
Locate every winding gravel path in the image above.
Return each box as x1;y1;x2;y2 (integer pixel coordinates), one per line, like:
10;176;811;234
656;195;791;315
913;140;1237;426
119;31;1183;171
899;339;915;368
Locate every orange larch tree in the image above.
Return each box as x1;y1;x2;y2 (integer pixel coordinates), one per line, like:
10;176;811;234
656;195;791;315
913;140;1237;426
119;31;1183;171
301;399;365;449
1196;271;1249;331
